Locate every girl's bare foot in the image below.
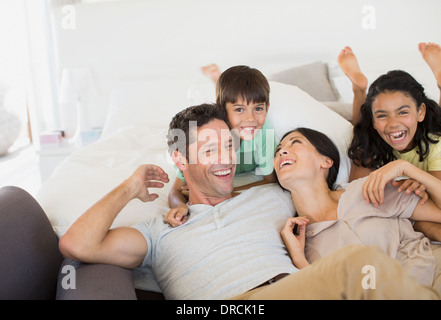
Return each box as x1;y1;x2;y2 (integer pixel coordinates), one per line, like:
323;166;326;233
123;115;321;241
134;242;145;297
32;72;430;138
201;64;221;83
338;46;368;124
337;46;368;93
419;42;441;90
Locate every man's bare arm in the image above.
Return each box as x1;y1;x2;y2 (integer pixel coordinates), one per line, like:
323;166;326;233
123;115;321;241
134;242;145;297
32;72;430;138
59;164;169;269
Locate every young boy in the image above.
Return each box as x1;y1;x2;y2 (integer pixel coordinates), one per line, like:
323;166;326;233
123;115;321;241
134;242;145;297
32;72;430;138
166;65;277;226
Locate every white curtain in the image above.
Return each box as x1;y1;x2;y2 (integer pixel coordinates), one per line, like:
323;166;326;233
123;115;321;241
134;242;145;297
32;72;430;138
22;0;59;142
0;1;32;147
50;0;82;6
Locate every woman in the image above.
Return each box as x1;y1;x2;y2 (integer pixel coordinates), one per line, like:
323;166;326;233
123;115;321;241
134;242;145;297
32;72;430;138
275;127;441;290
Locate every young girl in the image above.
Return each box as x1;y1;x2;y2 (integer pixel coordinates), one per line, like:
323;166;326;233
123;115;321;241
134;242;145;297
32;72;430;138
338;43;441;124
339;44;441;241
166;65;277;226
347;69;441;180
275;128;441;290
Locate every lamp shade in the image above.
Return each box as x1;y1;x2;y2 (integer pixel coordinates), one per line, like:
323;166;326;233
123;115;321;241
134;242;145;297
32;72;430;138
58;68;95;139
58;68;94;104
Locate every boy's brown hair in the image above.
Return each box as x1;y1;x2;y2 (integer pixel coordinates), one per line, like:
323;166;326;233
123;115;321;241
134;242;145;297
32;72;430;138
215;65;270;108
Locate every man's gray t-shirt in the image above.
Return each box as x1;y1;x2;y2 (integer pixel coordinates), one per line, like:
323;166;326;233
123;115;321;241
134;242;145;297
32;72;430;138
133;184;297;299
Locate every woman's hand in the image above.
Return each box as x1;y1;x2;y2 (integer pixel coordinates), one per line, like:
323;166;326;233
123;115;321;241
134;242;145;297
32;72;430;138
164;204;189;227
281;217;309;269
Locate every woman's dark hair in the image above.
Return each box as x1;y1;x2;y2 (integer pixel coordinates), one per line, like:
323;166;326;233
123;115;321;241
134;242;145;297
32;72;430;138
348;70;441;168
277;127;340;190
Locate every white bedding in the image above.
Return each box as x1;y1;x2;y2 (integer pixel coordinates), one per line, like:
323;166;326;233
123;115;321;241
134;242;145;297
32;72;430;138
38;125;174;236
38;77;353;238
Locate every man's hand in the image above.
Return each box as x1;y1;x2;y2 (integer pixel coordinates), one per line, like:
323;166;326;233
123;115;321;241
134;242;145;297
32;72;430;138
391;179;428;205
59;163;168;267
126;164;169;202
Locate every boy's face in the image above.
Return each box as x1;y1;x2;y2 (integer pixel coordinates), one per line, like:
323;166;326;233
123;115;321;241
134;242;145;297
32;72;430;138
225;97;268;141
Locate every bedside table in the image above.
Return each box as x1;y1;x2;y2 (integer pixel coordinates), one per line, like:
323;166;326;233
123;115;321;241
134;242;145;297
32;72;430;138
37;143;77;182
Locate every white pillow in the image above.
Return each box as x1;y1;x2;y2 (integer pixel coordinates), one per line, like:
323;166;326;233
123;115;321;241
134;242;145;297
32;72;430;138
321;101;353;122
101;79;194;138
266;81;353;187
38;126;176;237
187;81;216;105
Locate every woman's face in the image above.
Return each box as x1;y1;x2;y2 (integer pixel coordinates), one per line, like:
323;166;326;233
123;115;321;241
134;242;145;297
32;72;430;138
371;91;426;153
274;131;328;188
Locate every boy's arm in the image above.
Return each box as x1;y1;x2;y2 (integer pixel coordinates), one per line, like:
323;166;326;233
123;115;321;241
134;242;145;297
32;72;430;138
168;177;188;208
413;170;441;242
414;221;441;242
409;168;441;224
349;162;374;182
166;178;190;227
59;164;169;269
233;172;277;192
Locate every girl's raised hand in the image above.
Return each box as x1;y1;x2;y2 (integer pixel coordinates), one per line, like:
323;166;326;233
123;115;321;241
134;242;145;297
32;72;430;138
362;160;408;206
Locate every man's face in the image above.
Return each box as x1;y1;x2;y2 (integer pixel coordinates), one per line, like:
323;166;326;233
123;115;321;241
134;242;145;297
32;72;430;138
185;119;237;200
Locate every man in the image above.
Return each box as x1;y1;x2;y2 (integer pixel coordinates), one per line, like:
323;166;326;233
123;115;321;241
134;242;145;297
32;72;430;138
59;103;440;300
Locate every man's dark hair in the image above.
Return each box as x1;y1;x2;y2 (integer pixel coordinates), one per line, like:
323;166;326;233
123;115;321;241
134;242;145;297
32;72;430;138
167;103;229;160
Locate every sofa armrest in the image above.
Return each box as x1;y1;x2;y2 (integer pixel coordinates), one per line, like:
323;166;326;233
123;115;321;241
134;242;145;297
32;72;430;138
56;258;137;300
0;186;63;299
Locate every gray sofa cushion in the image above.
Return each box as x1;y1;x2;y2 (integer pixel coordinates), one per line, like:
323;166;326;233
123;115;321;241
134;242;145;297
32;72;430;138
269;61;338;102
56;258;138;300
0;186;63;299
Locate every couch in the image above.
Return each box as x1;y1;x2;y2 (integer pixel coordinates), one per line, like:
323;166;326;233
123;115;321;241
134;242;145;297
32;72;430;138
0;186;163;300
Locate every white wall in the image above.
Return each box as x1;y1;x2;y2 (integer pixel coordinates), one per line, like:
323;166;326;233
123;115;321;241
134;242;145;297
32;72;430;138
50;0;441;128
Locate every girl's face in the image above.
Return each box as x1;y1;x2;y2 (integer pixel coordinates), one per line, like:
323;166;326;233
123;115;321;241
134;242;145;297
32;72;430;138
225;97;268;141
371;91;426;153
